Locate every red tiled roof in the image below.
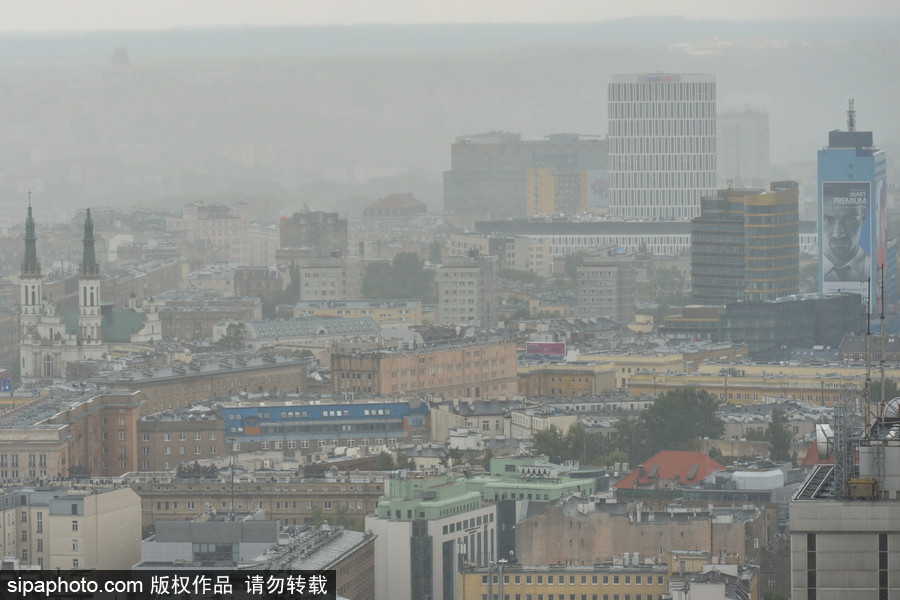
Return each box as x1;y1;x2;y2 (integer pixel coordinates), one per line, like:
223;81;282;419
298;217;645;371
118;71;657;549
613;450;724;489
799;442;834;469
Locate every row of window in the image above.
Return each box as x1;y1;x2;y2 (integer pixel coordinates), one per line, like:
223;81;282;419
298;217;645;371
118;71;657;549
482;573;663;586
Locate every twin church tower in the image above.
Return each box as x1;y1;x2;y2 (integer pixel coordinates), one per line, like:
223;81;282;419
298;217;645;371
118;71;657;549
19;204;107;385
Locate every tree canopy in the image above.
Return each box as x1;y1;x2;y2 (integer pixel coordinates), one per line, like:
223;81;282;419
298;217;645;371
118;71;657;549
614;388;723;464
529;388;723;468
215;322;247;351
765;407;793;462
362;252;435;302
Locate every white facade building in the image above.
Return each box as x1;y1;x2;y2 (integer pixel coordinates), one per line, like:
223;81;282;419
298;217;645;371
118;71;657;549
608;73;717;220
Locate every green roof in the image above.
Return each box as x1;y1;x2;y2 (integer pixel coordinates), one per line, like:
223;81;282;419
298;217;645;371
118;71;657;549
61;308;147;343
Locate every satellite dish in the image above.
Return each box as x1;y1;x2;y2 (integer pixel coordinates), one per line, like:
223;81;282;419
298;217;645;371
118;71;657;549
883;397;900;423
816;423;834;459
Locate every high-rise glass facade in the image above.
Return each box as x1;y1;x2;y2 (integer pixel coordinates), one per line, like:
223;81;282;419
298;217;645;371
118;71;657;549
608;73;716;220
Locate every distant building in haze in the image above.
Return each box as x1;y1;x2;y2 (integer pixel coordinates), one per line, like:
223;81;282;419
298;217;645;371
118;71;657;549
525;167;588;215
608;73;717;220
692;181;800;304
279;209;348;258
437;254;499;329
576;249;636;325
443;132;607;221
717;108;770;188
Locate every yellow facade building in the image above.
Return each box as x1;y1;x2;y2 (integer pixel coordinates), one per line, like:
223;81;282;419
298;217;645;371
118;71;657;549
458;564;668;600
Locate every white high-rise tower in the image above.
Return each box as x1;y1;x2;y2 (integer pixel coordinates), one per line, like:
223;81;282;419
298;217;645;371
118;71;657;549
608;73;717;220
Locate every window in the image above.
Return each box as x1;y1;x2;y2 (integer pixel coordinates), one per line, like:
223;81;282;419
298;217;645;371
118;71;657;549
72;539;79;551
72;520;79;532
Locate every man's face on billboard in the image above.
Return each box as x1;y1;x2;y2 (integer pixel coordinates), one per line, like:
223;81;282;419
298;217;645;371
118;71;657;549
823;202;865;265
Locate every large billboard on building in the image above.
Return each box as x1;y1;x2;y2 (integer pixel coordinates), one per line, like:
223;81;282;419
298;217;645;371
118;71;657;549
819;181;874;302
525;341;567;358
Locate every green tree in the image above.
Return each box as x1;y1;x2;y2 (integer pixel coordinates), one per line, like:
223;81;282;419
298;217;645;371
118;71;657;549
396;453;416;471
439;448;464;468
651;266;688;305
618;388;724;464
531;425;570;463
375;452;394;471
482;447;495;472
216;322;247;351
601;450;629;467
308;505;325;526
766;407;793;462
870;378;900;407
362;252;436;302
532;424;609;465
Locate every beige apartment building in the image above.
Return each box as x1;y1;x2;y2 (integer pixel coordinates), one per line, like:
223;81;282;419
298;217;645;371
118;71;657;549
293;299;422;327
130;473;384;531
331;339;518;400
518;362;617;398
0;485;140;570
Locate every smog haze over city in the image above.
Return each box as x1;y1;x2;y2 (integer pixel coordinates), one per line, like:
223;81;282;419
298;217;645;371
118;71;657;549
0;1;898;217
3;2;900;596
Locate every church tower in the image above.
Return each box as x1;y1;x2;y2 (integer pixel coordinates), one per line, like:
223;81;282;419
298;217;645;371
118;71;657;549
19;201;45;382
19;201;42;322
78;208;102;346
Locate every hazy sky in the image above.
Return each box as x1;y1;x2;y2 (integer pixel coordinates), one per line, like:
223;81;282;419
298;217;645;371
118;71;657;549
3;0;900;32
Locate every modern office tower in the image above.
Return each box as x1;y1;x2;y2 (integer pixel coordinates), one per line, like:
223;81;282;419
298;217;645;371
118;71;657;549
443;132;608;221
608;73;717;220
817;101;888;314
717;108;770;188
279;209;348;258
437;254;499;329
691;181;800;304
575;249;636;325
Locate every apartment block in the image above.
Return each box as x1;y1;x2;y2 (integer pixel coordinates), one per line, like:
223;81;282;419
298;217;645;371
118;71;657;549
437;254;499;329
576;250;637;325
131;472;384;531
0;485;140;570
331;339;518;400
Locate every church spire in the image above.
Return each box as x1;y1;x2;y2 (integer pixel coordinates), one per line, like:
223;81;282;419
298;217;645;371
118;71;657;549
21;196;41;277
80;208;99;277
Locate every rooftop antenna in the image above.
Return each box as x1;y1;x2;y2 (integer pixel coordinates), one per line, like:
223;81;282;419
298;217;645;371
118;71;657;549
880;266;886;416
865;277;872;430
847;98;856;132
